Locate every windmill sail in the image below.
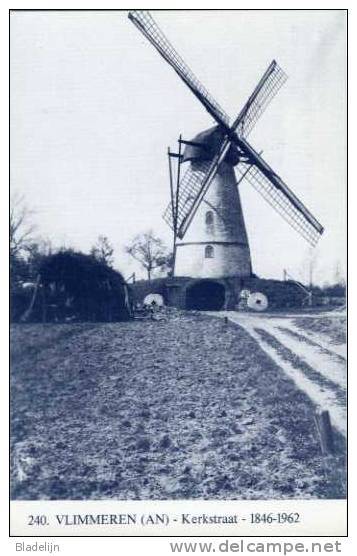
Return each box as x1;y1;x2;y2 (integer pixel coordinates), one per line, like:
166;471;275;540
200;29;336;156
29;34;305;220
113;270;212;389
166;136;234;238
130;10;324;246
234;61;288;138
128;10;230;128
163;160;212;233
235;141;324;246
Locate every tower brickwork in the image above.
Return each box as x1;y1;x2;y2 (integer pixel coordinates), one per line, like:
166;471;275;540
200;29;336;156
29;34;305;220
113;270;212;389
174;127;252;279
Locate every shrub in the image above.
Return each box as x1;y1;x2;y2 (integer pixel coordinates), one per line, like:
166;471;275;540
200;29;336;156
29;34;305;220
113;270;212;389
11;250;132;323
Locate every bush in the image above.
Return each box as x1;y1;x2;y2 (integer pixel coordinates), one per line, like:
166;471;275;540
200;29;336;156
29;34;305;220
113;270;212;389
321;283;346;298
11;250;132;323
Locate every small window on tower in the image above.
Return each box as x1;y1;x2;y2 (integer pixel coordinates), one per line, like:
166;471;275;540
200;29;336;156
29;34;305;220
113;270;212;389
205;245;214;258
205;211;214;225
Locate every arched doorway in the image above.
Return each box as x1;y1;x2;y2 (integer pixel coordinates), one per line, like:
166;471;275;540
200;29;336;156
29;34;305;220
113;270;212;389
186;280;226;311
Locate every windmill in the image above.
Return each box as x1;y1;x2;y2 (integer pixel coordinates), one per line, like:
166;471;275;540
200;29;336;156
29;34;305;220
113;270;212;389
128;11;324;309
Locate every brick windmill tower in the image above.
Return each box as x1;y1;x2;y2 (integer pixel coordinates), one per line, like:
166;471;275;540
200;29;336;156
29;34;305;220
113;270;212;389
129;11;324;310
172;126;252;281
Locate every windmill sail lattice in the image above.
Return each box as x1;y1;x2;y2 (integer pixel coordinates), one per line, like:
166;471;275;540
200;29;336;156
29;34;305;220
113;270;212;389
163;161;212;231
235;163;321;246
129;10;324;247
235;61;288;138
128;10;230;127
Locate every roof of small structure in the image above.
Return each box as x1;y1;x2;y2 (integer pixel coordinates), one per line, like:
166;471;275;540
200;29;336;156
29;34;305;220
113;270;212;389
182;125;240;166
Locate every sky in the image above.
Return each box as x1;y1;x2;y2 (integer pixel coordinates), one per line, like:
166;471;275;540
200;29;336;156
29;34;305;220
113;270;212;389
10;9;346;284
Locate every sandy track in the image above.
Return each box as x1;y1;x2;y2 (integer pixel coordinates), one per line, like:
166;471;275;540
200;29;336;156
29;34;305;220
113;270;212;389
209;312;347;437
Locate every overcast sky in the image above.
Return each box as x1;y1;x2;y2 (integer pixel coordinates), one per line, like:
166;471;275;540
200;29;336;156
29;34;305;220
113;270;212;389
10;9;346;284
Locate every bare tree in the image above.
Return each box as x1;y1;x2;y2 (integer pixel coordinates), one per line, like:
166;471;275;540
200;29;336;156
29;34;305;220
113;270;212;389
125;231;171;281
305;247;319;287
90;235;114;267
26;238;53;275
10;193;36;259
333;260;346;286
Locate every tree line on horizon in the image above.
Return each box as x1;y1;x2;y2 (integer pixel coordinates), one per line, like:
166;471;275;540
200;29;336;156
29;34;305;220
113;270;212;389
10;193;345;322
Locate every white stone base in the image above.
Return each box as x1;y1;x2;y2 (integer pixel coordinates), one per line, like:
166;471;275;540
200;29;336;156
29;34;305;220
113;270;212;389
174;242;251;279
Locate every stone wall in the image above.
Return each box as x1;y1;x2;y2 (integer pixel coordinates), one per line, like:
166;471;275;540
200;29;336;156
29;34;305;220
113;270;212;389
166;276;245;310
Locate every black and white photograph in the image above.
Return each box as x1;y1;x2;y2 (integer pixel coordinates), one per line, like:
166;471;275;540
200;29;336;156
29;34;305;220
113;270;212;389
9;8;347;537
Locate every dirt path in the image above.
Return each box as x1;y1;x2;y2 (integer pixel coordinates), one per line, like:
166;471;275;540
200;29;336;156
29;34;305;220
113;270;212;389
209;312;347;437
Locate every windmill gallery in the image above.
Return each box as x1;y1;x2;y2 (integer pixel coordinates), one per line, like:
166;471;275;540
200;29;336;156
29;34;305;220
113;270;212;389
128;11;324;312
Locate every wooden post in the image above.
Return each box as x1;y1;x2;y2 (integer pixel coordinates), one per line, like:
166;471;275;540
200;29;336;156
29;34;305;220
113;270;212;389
314;409;334;455
20;274;41;322
41;287;47;323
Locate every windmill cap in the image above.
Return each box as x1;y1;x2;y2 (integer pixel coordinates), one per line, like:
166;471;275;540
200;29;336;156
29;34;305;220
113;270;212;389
182;125;240;166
